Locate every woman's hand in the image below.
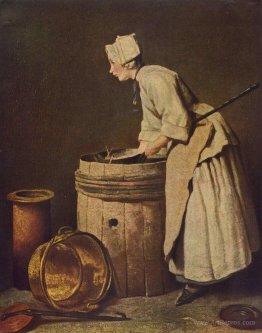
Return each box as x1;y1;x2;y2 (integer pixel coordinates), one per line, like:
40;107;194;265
144;135;171;157
137;141;148;154
145;143;161;156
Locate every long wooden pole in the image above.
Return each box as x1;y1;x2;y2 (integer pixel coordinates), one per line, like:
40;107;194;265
193;83;259;124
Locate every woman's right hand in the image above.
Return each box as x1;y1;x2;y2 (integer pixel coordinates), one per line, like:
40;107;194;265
137;141;148;154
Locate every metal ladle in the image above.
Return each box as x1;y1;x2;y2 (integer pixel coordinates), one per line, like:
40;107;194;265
0;303;130;333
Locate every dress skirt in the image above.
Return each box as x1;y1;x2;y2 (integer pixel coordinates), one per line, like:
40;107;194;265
169;145;260;283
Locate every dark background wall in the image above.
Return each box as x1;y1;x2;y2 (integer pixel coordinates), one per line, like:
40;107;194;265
0;0;261;288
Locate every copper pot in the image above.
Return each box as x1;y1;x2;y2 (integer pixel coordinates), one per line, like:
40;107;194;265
28;227;112;312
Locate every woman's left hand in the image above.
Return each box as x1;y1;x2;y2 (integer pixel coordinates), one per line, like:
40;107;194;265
145;143;161;156
144;135;171;156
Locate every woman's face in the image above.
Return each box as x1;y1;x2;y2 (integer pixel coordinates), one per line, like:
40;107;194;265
108;59;131;81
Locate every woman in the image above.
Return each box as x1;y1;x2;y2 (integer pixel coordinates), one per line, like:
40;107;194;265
105;33;260;306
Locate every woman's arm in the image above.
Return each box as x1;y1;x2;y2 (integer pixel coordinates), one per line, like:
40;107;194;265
145;135;171;156
140;74;192;144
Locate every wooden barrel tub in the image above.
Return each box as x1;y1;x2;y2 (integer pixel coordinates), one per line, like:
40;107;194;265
75;151;174;297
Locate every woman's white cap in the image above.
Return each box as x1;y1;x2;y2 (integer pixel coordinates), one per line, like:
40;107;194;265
105;33;140;69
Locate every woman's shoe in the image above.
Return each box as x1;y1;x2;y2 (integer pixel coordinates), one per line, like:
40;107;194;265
176;286;206;306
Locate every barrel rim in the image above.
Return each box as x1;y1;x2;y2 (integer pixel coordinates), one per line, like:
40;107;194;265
79;148;167;165
79;158;167;166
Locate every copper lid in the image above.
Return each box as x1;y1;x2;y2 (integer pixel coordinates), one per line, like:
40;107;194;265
219;304;261;330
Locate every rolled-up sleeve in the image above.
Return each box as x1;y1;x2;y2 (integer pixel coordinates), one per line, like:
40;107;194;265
139;73;192;143
138;108;162;142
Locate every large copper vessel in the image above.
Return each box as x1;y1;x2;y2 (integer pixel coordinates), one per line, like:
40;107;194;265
28;227;111;311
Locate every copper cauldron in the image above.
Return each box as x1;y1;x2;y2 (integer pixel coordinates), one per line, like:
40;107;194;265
28;227;112;311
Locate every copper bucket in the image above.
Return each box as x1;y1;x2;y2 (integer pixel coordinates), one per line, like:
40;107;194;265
28;227;112;311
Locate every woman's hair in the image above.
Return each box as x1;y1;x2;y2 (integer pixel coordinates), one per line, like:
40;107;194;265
124;54;144;70
134;54;144;68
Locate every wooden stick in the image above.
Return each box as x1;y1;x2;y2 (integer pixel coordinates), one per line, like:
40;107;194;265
193;83;259;124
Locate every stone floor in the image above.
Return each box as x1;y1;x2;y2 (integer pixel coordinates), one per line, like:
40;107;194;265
0;267;261;333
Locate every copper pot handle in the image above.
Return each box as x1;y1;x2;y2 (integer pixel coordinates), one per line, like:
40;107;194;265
39;237;62;310
39;227;78;310
57;226;74;236
38;227;89;311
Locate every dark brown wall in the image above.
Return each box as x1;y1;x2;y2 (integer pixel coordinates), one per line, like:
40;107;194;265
0;0;261;287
